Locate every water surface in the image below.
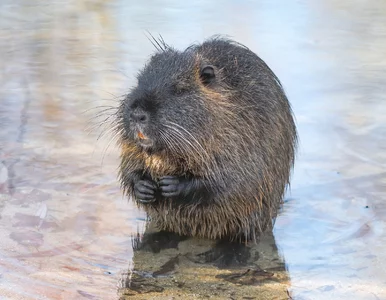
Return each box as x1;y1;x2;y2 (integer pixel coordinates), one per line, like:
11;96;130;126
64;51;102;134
0;0;385;299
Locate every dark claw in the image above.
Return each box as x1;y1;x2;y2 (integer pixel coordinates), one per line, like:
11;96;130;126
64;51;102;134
161;191;179;198
139;180;157;190
159;176;179;186
137;197;157;204
159;184;178;193
134;179;157;204
135;192;155;199
136;185;154;195
159;176;180;198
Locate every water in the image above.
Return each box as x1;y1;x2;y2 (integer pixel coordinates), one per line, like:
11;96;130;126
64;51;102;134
0;0;385;299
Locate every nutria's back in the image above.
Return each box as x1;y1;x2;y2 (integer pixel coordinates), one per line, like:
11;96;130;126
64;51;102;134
117;36;297;242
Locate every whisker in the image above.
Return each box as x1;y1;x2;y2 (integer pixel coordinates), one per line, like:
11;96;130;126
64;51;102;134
161;124;222;185
163;124;204;160
145;31;164;52
165;121;209;157
101;129;122;166
160;129;188;158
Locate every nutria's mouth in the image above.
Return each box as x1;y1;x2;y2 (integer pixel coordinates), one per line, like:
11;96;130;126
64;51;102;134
137;131;146;140
135;130;154;149
137;138;153;148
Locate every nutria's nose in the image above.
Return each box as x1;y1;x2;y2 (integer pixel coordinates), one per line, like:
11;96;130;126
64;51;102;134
130;109;148;124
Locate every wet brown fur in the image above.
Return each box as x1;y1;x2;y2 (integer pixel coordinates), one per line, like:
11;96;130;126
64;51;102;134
116;36;297;242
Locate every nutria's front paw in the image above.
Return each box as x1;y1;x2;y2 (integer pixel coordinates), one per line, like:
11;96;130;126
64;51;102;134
134;180;157;204
159;176;181;198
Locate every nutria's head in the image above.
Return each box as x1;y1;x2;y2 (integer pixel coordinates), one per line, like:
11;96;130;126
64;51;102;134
118;46;229;162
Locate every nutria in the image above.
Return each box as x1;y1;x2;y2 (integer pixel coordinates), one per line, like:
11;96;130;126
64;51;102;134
116;36;297;242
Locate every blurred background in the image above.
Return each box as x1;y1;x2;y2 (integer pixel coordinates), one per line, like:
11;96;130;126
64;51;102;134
0;0;385;299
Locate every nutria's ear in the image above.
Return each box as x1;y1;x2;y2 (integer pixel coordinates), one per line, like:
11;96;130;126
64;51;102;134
200;65;216;85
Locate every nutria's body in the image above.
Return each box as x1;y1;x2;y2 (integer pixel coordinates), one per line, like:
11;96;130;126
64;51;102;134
117;36;297;242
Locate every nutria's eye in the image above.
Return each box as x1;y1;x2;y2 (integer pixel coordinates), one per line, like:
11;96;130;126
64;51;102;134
200;65;215;85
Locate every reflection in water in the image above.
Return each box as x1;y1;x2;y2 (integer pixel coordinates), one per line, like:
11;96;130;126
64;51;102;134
0;0;385;299
119;227;290;299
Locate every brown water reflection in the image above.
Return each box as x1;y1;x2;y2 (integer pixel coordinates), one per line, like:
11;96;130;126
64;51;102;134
1;0;386;299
